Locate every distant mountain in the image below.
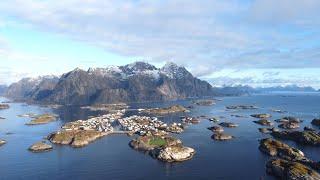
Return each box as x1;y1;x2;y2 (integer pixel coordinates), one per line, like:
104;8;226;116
5;62;213;105
255;85;317;92
212;85;257;96
211;84;318;96
0;85;7;96
5;76;59;101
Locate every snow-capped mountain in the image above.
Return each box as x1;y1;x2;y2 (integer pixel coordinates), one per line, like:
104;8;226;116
5;62;213;105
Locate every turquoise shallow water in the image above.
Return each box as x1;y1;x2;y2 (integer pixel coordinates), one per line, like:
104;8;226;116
0;93;320;180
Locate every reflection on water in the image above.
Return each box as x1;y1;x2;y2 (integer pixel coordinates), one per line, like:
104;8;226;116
0;93;320;179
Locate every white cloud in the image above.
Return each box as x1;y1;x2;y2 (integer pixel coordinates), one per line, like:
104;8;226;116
248;0;320;27
0;0;320;87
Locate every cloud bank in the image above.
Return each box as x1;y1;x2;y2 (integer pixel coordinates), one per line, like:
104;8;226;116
0;0;319;87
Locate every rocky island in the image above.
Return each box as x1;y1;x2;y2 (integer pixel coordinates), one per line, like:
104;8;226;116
26;114;57;125
0;139;6;146
311;118;320;126
226;105;258;110
142;105;189;115
251;113;272;119
193;99;215;106
130;135;195;162
28;142;53;152
271;130;320;146
219;122;238;128
207;126;224;133
259;138;319;169
81;103;129;112
266;159;320;180
49;130;106;147
211;133;234;141
253;119;274;126
0;103;9;110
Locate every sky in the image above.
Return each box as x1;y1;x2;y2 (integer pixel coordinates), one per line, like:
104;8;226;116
0;0;320;88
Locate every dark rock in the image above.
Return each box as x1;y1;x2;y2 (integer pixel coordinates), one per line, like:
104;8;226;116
259;128;270;133
278;122;300;129
284;116;302;123
193;99;215;106
226;105;258;110
266;158;320;180
231;114;246;118
251;113;272;119
253;119;274;126
271;131;320;146
275;116;302;124
211;133;234;141
259;138;319;168
219;122;238;128
269;127;280;132
311;119;320;126
304;126;316;132
207;126;224;133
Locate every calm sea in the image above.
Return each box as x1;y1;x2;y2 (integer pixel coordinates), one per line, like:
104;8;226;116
0;93;319;180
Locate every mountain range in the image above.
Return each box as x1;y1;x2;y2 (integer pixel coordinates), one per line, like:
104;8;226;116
254;85;317;92
3;62;319;105
5;62;213;105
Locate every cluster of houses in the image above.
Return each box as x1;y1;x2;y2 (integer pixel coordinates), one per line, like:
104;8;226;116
61;110;125;132
118;115;169;135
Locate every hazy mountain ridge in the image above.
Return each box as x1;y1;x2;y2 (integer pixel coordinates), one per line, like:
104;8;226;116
254;85;317;92
5;62;213;105
0;85;7;96
5;76;60;101
211;84;318;96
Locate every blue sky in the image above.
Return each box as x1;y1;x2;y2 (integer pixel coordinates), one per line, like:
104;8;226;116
0;0;320;88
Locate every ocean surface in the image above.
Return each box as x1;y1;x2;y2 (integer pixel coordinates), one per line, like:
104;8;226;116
0;93;320;180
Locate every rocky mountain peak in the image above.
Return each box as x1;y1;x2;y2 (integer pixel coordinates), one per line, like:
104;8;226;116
62;67;86;78
161;62;191;79
120;61;158;75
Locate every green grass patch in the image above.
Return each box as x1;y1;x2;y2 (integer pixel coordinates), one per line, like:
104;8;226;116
148;137;167;147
